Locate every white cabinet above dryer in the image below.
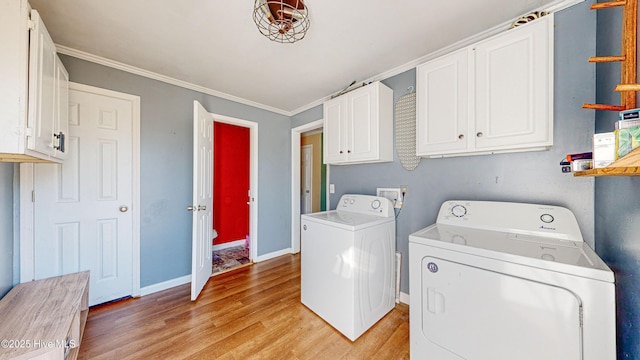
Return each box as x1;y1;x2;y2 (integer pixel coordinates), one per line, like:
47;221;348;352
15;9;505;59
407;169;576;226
416;14;554;158
323;81;393;165
0;2;69;163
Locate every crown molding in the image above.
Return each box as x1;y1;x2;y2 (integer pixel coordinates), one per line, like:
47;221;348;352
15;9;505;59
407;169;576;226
55;45;293;116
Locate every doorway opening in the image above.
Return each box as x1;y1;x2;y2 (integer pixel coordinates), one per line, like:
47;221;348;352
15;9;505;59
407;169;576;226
291;119;327;253
211;115;258;275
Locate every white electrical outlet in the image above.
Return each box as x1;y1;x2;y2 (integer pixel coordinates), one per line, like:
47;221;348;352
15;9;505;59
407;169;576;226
400;185;408;197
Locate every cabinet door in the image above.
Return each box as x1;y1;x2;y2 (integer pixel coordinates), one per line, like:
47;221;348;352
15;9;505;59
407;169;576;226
27;10;56;157
53;56;69;160
474;16;552;151
347;86;378;162
323;97;347;164
416;49;470;156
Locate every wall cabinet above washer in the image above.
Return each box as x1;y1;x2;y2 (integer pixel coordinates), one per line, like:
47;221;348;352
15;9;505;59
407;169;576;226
323;81;393;165
0;3;69;163
416;14;554;158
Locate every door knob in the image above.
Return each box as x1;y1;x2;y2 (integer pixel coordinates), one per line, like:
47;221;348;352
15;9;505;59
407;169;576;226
476;132;484;138
187;206;196;211
119;206;129;212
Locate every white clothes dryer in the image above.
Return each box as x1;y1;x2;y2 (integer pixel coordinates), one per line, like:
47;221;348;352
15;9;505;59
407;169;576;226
301;194;396;341
409;200;615;360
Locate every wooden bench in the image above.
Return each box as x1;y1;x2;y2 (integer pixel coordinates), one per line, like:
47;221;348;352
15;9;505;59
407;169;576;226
0;271;89;360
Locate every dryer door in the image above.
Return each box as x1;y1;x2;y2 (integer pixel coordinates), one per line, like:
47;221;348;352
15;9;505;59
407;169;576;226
421;257;582;360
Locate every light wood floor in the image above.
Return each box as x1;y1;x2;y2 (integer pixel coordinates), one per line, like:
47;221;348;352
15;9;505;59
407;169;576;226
78;254;410;359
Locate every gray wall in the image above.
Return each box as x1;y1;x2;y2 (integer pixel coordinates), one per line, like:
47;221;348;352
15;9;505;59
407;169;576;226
59;55;292;287
594;6;640;359
0;164;13;298
293;2;597;295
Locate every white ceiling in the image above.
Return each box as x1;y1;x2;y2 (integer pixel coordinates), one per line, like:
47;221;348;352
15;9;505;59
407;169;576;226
29;0;573;115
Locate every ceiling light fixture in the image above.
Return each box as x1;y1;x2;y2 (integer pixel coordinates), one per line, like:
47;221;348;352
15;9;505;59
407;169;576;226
253;0;310;43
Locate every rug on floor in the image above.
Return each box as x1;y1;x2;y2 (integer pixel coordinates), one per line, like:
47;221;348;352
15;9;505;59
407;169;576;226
212;245;250;274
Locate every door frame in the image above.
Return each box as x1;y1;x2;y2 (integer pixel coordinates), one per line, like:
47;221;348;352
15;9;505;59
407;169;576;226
18;82;141;299
291;119;327;253
211;113;259;261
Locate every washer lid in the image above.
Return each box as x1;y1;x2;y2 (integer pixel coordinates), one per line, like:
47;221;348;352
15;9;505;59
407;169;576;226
410;224;614;282
302;210;394;231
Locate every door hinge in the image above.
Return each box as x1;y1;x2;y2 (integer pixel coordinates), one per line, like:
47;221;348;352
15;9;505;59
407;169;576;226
25;127;34;138
27;19;35;30
31;190;35;203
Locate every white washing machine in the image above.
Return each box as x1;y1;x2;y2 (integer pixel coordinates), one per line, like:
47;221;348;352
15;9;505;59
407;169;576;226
301;194;396;341
409;200;616;360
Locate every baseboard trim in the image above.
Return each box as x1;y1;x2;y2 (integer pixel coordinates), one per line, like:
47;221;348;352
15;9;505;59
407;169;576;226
255;248;292;262
212;239;245;251
399;291;410;306
140;275;191;296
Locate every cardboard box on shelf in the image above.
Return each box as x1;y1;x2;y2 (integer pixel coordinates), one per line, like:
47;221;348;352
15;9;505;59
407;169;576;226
615;127;640;159
593;132;616;168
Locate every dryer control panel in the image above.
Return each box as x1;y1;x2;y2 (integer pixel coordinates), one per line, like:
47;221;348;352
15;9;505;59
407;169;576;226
437;200;584;242
338;194;394;217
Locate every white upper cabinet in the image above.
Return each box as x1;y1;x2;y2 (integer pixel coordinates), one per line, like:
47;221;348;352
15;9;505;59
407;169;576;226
416;48;470;155
417;14;554;158
323;81;393;165
0;3;69;163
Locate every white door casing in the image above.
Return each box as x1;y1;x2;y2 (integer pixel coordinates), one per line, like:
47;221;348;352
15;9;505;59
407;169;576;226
191;101;213;301
25;83;140;306
301;144;312;214
212;114;259;262
290;120;326;254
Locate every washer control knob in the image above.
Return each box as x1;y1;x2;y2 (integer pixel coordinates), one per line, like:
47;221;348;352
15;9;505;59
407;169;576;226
343;199;349;204
451;205;467;218
350;199;356;204
371;199;381;209
540;214;554;223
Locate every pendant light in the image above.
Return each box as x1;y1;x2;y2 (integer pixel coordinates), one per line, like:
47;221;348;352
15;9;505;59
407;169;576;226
253;0;310;43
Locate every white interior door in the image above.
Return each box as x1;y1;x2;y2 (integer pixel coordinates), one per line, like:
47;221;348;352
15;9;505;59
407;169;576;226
301;144;312;214
191;101;213;301
33;86;135;306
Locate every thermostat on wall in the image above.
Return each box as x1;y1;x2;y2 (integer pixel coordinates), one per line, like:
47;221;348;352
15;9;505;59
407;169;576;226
377;188;403;209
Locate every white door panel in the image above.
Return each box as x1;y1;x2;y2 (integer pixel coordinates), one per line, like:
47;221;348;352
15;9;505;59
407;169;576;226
34;88;134;306
301;145;312;214
191;101;213;301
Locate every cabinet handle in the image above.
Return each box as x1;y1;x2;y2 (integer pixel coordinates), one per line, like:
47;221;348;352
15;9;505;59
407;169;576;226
339;150;343;154
476;132;483;138
347;150;351;153
458;134;464;140
53;132;65;152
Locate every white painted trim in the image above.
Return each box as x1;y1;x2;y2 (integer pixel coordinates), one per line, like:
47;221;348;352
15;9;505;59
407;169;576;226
53;0;583;118
18;163;34;282
19;83;142;300
56;46;290;116
140;275;191;296
399;291;410;306
212;239;245;251
255;248;292;263
291;120;325;254
287;0;585;115
211;113;259;262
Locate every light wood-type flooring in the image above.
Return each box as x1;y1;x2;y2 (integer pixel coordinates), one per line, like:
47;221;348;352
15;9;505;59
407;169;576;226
78;254;410;359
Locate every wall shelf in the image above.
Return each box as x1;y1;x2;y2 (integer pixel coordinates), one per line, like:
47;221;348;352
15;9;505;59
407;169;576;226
574;147;640;176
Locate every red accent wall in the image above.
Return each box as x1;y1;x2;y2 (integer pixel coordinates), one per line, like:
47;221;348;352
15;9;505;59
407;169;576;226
213;122;250;245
